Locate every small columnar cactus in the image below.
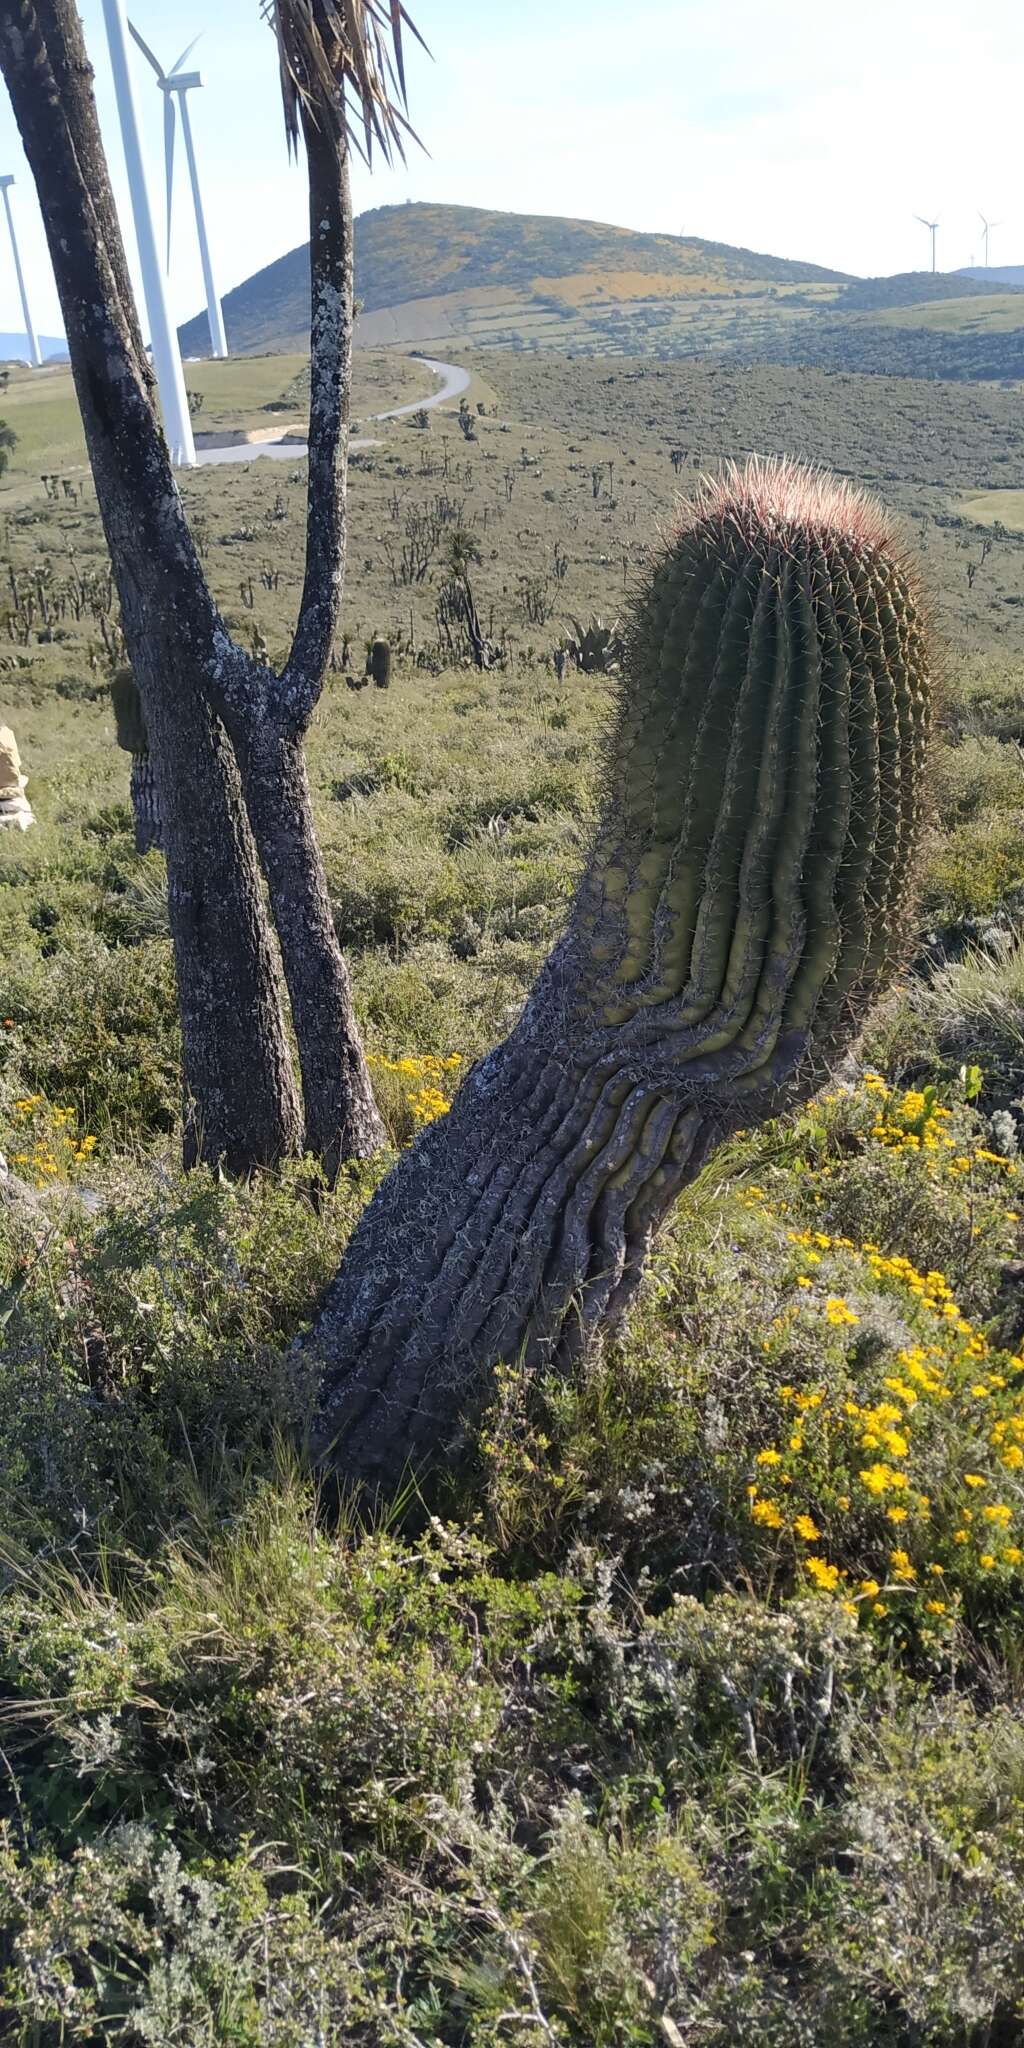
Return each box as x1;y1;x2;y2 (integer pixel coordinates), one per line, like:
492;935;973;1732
110;666;148;754
367;638;392;690
311;458;932;1489
110;666;162;854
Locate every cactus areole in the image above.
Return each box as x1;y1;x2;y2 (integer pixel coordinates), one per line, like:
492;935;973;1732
311;459;932;1490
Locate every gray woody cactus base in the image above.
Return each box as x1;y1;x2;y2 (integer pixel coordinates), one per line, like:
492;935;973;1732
308;458;932;1492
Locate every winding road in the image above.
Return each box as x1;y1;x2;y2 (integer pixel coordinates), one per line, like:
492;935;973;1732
193;355;471;467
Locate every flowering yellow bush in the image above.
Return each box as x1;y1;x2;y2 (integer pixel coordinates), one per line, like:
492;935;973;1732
5;1092;98;1186
741;1076;1024;1638
366;1053;462;1138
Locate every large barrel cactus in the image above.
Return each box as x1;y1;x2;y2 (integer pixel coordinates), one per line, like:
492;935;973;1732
310;458;931;1488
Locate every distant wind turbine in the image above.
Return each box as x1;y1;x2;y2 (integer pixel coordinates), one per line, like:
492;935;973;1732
978;212;1003;269
915;215;939;274
0;176;42;368
128;21;229;359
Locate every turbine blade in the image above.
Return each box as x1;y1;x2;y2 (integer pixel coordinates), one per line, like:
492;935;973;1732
128;19;165;79
164;92;176;269
170;34;202;76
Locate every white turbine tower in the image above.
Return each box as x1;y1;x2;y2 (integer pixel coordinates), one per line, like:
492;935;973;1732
100;0;195;465
0;177;42;368
978;212;1003;270
915;214;939;274
128;22;229;360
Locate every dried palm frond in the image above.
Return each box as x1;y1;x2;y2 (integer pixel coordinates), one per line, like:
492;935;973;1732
260;0;427;162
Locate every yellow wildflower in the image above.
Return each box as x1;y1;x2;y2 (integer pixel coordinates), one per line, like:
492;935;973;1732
890;1549;916;1581
804;1556;840;1592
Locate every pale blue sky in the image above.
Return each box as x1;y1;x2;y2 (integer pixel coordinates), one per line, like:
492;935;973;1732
1;0;1022;339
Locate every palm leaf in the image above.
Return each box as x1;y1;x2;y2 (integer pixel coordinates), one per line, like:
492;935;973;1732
260;0;428;163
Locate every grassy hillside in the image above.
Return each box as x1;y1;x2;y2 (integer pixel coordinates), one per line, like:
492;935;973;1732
0;350;445;474
959;263;1024;287
178;200;850;358
839;271;1024;312
6;352;1024;2040
747;317;1024;383
178;204;1024;381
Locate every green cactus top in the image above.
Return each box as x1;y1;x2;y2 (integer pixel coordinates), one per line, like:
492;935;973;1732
109;666;149;756
572;458;930;1084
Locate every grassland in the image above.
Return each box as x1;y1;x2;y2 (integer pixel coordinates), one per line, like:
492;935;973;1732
0;350;446;476
958;487;1024;531
4;347;1024;2042
867;292;1024;333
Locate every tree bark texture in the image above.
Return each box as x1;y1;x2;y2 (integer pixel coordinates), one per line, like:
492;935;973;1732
232;724;384;1173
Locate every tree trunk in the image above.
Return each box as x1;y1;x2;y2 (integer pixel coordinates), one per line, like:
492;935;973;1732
233;724;385;1172
149;684;303;1175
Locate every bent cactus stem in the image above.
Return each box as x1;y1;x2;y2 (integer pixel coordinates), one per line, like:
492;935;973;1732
309;459;932;1492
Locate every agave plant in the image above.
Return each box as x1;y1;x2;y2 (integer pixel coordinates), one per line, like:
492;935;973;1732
562;615;623;674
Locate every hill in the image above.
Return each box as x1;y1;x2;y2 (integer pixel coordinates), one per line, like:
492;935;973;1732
838;271;1023;312
959;263;1024;287
178;204;1024;380
178;200;850;358
0;332;68;363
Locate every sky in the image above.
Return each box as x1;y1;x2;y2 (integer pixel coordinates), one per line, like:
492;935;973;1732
1;0;1022;341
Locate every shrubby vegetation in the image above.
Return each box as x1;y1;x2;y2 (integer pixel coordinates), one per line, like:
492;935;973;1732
4;349;1024;2040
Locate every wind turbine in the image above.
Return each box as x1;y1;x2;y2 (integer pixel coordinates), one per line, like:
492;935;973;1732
100;0;195;465
0;177;42;368
915;215;939;274
978;212;1003;270
128;22;229;359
